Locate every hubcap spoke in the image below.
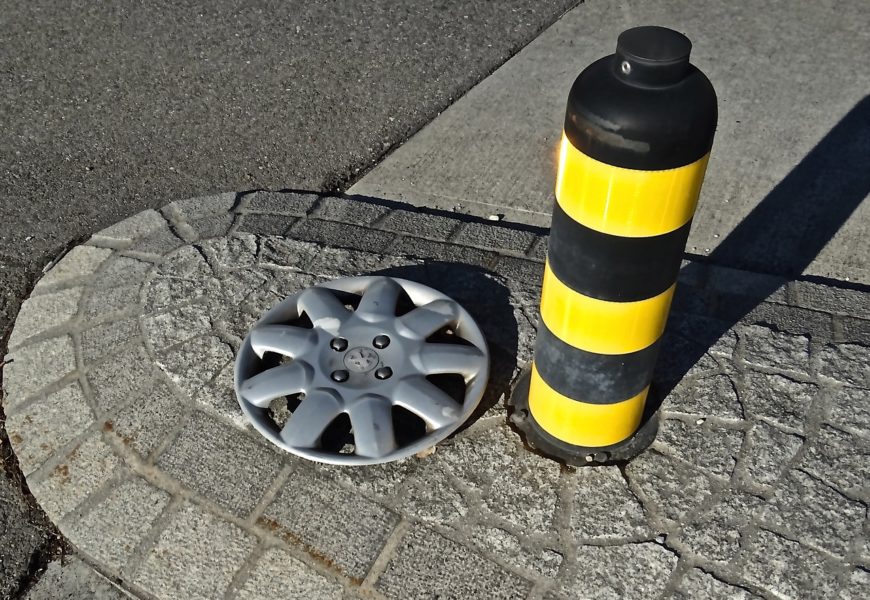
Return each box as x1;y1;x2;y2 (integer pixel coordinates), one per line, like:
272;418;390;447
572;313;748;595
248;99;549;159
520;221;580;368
238;361;312;408
415;344;486;378
280;390;344;448
298;288;350;329
349;395;397;458
396;299;459;338
250;324;316;359
355;277;403;319
394;377;462;430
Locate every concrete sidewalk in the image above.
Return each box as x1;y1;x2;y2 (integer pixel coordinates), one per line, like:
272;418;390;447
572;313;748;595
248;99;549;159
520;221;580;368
2;192;868;599
350;0;870;283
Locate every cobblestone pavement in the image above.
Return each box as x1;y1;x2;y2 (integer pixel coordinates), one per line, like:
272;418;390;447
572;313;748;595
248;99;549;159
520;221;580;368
2;192;868;599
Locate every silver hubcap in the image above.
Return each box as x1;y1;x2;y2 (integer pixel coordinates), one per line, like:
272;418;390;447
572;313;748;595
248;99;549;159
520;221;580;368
234;276;490;465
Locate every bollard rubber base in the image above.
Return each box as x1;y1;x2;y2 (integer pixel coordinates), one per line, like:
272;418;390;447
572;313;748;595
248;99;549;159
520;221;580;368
507;368;659;467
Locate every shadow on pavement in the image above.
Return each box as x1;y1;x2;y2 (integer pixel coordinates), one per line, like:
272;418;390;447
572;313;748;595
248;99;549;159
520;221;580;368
652;94;870;404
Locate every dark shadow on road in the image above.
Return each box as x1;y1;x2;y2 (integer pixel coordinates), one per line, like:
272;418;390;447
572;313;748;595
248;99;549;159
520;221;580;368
650;94;870;407
373;261;519;434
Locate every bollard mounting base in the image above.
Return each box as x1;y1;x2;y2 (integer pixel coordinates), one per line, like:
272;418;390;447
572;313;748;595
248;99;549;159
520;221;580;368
507;368;659;467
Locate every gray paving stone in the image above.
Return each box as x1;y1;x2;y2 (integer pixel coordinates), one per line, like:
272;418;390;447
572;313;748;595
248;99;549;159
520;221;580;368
30;434;119;521
625;451;715;523
261;467;400;581
675;491;765;565
431;427;560;535
570;466;651;542
838;315;870;345
192;361;248;429
663;373;743;419
655;337;722;383
656;419;744;479
765;469;864;556
235;547;344;600
669;314;739;359
237;212;295;236
155;244;213;279
742;529;841;599
393;237;497;269
740;421;803;487
306;246;387;279
3;335;76;405
64;477;171;571
741;373;817;430
312;456;419;503
527;235;548;261
89;209;166;244
843;568;870;600
245;191;318;215
707;266;789;304
741;325;810;374
672;568;759;600
107;379;187;458
827;386;870;435
743;303;834;344
95;256;154;289
128;227;186;256
143;304;212;352
157;412;282;517
376;524;532;600
290;218;395;254
87;346;158;414
401;467;469;526
312;196;390;226
83;283;141;319
33;246;113;291
200;234;258;270
485;454;561;535
219;268;268;305
468;525;563;577
553;542;677;600
145;277;213;311
257;236;321;270
375;209;461;240
453;221;536;255
818;343;870;387
792;281;870;317
155;335;233;398
493;256;545;289
5;382;93;476
133;502;257;600
23;556;130;600
169;192;237;219
800;425;869;500
188;212;236;240
81;318;140;363
7;286;81;349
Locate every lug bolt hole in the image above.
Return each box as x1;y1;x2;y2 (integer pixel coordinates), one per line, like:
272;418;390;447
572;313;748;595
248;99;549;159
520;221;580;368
331;369;349;383
374;366;393;380
373;335;390;349
330;338;348;352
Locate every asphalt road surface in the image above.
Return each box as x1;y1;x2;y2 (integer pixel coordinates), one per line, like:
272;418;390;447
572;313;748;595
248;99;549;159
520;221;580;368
0;1;577;596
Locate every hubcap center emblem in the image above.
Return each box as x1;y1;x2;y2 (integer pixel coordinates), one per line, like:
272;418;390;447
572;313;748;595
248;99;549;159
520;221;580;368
344;347;380;373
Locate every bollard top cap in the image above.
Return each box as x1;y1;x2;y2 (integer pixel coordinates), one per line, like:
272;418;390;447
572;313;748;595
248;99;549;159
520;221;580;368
615;26;692;86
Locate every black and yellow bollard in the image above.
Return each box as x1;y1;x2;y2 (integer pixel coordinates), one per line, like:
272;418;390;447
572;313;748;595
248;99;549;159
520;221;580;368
511;26;717;465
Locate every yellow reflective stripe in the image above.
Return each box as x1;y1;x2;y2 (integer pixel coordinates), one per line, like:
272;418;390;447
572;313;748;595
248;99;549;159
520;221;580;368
529;364;646;447
555;134;710;237
540;262;673;355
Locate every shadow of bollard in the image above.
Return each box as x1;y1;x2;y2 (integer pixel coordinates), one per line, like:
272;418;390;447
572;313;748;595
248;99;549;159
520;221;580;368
652;94;870;404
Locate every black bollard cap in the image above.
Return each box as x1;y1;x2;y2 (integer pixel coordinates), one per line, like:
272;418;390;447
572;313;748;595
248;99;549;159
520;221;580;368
615;26;692;86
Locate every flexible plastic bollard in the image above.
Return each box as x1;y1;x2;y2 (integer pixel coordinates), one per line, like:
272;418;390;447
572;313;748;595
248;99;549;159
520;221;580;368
511;26;717;465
